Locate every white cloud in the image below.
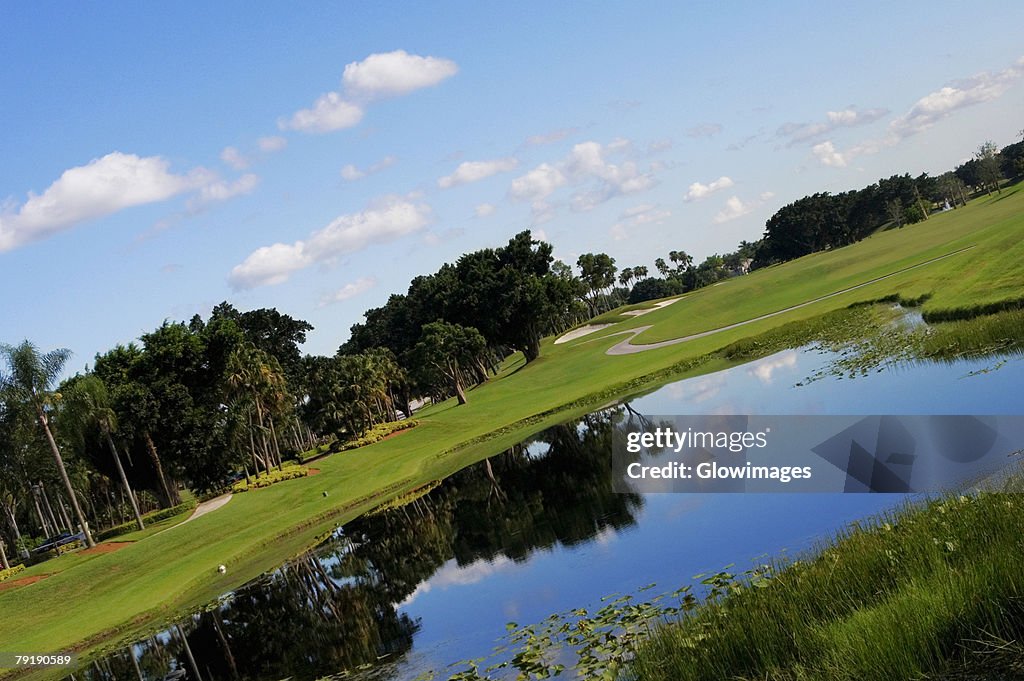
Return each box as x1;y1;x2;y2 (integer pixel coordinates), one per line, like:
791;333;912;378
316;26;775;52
508;163;567;201
340;164;364;181
0;152;202;252
342;49;458;99
229;197;431;289
684;176;734;202
474;202;496;218
438;157;519;189
811;141;848;167
187;173;259;211
610;203;671;241
508;139;658;216
340;155;397;182
280;50;457;135
220;146;249;170
889;58;1024;139
713;196;754;224
319;276;377;307
279;91;364;133
816;56;1024;166
257;136;287;153
778;106;889;147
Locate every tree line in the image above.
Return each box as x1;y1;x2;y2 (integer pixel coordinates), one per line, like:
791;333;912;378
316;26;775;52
2;136;1019;566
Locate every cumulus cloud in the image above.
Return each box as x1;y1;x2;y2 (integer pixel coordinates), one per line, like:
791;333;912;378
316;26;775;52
889;58;1024;138
229;197;431;289
438;157;518;189
280;91;365;133
811;141;847;167
280;50;457;134
187;173;259;211
686;123;723;138
342;49;458;99
684;176;734;202
508;163;567;202
220;146;249;170
0;152;204;252
713;192;774;225
319;276;377;307
508;139;658;217
340;155;397;181
610;203;671;241
340;164;364;181
812;56;1024;168
474;202;496;218
777;106;889;147
257;136;288;152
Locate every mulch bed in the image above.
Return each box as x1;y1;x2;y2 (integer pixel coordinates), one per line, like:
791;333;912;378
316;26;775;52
0;574;50;592
80;542;132;556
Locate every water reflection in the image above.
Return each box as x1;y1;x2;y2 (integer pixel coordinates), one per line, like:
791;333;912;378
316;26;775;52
68;347;1024;681
70;411;640;681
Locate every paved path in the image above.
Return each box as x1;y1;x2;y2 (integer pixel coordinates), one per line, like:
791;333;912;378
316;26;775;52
152;493;233;537
599;245;975;356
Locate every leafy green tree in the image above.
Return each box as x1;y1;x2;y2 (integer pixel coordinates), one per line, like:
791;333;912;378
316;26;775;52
975;140;1003;195
0;341;95;547
413;322;487;405
627;277;684;304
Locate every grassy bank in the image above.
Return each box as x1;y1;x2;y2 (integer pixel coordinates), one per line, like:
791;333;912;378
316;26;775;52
629;482;1024;681
2;187;1023;677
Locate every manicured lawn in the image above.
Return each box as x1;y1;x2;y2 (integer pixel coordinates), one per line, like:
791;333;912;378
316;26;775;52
2;186;1023;675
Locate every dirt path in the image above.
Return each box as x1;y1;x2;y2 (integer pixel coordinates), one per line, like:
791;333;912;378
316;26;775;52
600;245;975;356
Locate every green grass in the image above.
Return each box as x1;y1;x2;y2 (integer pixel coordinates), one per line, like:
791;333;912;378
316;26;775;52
628;487;1024;681
2;186;1024;678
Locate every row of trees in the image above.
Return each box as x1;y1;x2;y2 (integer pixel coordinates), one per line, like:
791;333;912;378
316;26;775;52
755;138;1024;265
3;136;1020;565
0;233;585;560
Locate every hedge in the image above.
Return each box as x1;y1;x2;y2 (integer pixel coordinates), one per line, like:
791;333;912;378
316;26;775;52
95;499;198;542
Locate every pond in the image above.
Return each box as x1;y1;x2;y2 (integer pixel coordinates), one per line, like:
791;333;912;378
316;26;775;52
69;346;1024;681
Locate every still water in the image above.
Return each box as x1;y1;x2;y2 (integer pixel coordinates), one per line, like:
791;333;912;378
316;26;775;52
71;348;1024;681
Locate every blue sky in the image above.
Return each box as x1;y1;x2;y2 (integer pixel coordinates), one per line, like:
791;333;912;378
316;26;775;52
2;2;1023;364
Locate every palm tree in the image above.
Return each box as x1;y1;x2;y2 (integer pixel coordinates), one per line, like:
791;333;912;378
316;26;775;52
65;375;144;531
0;341;95;547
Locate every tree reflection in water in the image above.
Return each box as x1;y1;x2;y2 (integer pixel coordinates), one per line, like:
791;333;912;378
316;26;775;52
68;407;641;681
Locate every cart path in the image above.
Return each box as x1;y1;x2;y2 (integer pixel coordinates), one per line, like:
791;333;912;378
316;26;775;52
600;245;975;356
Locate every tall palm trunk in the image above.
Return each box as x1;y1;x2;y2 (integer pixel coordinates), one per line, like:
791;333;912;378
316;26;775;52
105;430;144;531
3;505;29;559
144;431;177;506
0;537;9;569
40;483;63;533
37;409;95;547
33;492;53;536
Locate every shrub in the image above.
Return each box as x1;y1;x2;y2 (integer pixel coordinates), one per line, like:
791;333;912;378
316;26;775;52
0;564;26;582
231;464;309;493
